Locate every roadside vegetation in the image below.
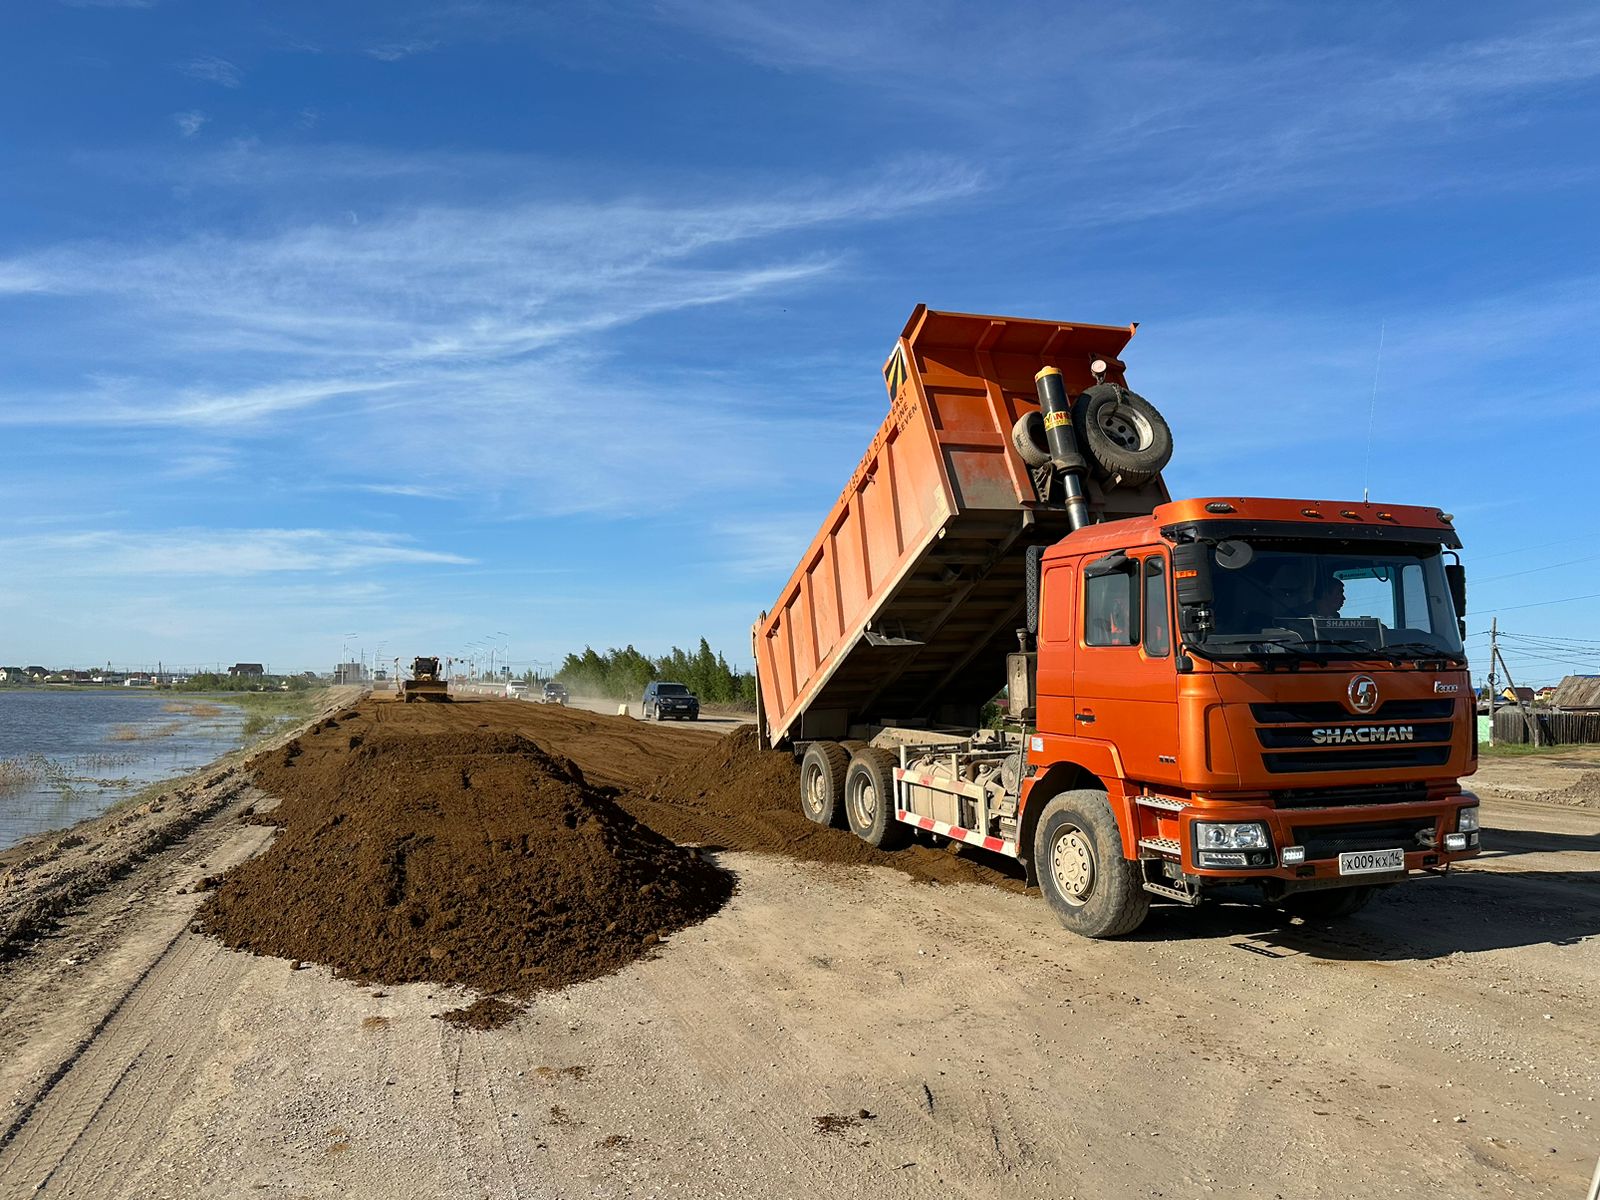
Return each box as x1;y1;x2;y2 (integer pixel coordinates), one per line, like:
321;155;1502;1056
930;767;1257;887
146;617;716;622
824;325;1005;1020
550;639;756;708
222;690;329;739
170;673;318;694
1479;741;1600;759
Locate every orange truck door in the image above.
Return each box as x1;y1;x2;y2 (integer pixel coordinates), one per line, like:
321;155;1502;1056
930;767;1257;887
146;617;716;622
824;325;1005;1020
1074;547;1180;787
1035;560;1076;736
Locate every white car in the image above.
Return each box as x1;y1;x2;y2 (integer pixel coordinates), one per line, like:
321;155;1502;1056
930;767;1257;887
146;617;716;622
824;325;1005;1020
504;681;529;698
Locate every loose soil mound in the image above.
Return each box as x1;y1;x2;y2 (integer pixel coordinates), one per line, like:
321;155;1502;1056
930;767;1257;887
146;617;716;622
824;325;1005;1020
198;727;733;997
622;727;1025;891
1531;770;1600;808
344;695;721;791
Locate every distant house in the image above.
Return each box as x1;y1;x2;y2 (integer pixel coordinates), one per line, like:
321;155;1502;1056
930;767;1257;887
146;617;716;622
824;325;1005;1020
25;667;48;681
1499;686;1536;705
1534;686;1558;703
228;663;265;678
1551;675;1600;712
0;667;20;683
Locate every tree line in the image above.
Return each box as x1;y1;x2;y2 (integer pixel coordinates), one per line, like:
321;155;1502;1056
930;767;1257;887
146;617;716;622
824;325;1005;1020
548;639;757;708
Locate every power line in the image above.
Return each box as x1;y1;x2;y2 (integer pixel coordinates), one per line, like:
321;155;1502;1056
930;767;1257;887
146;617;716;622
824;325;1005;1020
1472;536;1588;562
1475;551;1600;585
1497;630;1600;646
1472;591;1600;615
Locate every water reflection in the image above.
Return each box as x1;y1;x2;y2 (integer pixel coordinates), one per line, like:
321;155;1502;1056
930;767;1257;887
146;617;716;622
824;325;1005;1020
0;691;253;850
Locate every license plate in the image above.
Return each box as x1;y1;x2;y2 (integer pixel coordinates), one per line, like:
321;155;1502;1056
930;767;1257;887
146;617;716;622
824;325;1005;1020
1338;847;1405;876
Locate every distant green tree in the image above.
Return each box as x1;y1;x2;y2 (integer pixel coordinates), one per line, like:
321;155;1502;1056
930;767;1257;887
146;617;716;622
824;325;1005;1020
550;637;756;709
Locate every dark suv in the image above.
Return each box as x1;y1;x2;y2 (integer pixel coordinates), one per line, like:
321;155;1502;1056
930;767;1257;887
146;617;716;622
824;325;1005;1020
642;681;699;721
541;682;568;705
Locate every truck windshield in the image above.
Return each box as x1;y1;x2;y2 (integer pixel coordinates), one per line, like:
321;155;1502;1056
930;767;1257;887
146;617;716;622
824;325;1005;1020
1196;540;1464;661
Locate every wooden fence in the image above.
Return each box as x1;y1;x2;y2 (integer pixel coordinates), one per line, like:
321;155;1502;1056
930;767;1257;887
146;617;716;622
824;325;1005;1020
1491;708;1600;746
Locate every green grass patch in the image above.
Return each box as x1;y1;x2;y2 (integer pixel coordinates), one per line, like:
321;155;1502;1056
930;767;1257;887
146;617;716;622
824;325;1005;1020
1478;741;1599;760
217;689;329;745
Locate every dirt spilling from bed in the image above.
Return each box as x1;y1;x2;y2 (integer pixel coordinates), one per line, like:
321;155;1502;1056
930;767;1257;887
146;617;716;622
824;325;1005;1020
619;726;1025;891
196;701;1020;1025
197;715;734;1014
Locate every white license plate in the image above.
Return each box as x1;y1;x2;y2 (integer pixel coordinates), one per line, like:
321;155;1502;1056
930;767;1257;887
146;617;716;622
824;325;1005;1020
1338;847;1405;876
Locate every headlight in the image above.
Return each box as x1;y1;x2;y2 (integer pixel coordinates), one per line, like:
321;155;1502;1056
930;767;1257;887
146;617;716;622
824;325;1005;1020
1457;806;1479;833
1195;821;1269;850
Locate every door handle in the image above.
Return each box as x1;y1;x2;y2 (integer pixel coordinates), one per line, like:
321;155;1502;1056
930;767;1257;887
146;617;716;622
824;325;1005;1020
1075;711;1096;724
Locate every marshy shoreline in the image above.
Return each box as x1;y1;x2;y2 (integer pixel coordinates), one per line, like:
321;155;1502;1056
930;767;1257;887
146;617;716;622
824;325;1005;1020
0;688;349;855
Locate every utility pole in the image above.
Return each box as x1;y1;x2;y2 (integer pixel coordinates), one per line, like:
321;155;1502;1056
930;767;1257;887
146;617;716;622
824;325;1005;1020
1486;619;1497;747
1494;639;1542;748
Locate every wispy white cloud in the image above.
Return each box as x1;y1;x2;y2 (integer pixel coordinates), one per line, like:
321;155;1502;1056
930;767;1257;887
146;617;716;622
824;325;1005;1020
0;162;981;419
709;513;824;580
347;483;461;500
367;40;437;61
664;4;1600;224
172;110;207;137
178;54;242;88
1;528;472;577
0;375;405;428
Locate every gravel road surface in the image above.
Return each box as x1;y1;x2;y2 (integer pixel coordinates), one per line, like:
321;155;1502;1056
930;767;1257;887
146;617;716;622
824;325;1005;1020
1;702;1595;1199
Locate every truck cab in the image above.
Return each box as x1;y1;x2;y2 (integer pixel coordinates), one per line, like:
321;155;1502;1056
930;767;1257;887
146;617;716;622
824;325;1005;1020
1018;497;1478;934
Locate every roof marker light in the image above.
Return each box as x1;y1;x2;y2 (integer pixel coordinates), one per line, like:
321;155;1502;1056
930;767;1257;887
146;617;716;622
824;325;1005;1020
1301;508;1322;519
1205;501;1235;513
1339;509;1362;520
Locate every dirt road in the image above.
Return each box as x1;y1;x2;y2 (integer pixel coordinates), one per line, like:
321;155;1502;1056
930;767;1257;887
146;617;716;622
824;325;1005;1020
1;701;1596;1198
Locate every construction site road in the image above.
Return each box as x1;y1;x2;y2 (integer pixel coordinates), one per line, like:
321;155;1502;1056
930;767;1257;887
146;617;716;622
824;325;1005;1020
1;699;1596;1199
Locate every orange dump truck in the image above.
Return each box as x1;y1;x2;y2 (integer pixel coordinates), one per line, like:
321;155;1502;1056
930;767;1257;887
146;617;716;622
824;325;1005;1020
753;306;1479;937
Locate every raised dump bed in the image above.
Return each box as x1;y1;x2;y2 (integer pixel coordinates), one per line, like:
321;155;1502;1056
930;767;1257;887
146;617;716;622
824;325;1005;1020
754;306;1168;747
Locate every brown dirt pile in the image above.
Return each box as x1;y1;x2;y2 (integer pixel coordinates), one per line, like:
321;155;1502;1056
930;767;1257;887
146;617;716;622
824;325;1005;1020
350;695;720;792
622;727;1024;891
1531;770;1600;808
198;722;733;997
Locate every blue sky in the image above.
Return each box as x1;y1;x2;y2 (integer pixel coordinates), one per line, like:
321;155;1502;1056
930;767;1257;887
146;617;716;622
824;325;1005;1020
2;1;1598;684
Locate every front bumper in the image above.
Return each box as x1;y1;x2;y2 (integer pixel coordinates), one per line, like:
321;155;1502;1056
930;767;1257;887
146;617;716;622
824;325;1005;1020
1150;792;1481;880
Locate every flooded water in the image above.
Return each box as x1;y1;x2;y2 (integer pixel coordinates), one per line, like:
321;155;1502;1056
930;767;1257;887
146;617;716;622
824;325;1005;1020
0;690;253;851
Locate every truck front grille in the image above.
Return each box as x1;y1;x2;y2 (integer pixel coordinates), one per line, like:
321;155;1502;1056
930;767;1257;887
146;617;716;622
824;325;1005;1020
1272;782;1429;809
1252;698;1455;774
1261;745;1453;773
1293;818;1437;859
1251;699;1453;723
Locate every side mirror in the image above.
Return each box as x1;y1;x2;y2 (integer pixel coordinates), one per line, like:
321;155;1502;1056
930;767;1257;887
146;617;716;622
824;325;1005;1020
1172;542;1214;606
1445;562;1467;618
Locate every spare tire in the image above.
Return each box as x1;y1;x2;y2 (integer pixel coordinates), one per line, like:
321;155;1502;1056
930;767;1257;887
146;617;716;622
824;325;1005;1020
1075;384;1172;487
1010;411;1051;468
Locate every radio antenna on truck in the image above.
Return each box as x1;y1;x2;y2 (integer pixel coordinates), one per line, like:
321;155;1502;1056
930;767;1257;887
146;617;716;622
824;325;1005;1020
1363;319;1385;503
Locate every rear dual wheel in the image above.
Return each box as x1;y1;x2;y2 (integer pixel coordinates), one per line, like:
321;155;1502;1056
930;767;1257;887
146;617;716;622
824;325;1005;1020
844;748;908;850
800;741;850;826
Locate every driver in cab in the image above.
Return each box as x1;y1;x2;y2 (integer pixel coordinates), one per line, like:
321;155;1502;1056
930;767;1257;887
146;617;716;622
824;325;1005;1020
1310;573;1345;618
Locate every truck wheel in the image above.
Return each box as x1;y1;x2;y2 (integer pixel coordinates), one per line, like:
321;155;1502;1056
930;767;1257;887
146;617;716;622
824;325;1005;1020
799;741;850;827
1011;411;1052;468
1075;384;1172;486
1282;886;1378;920
1033;789;1149;938
844;748;908;849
